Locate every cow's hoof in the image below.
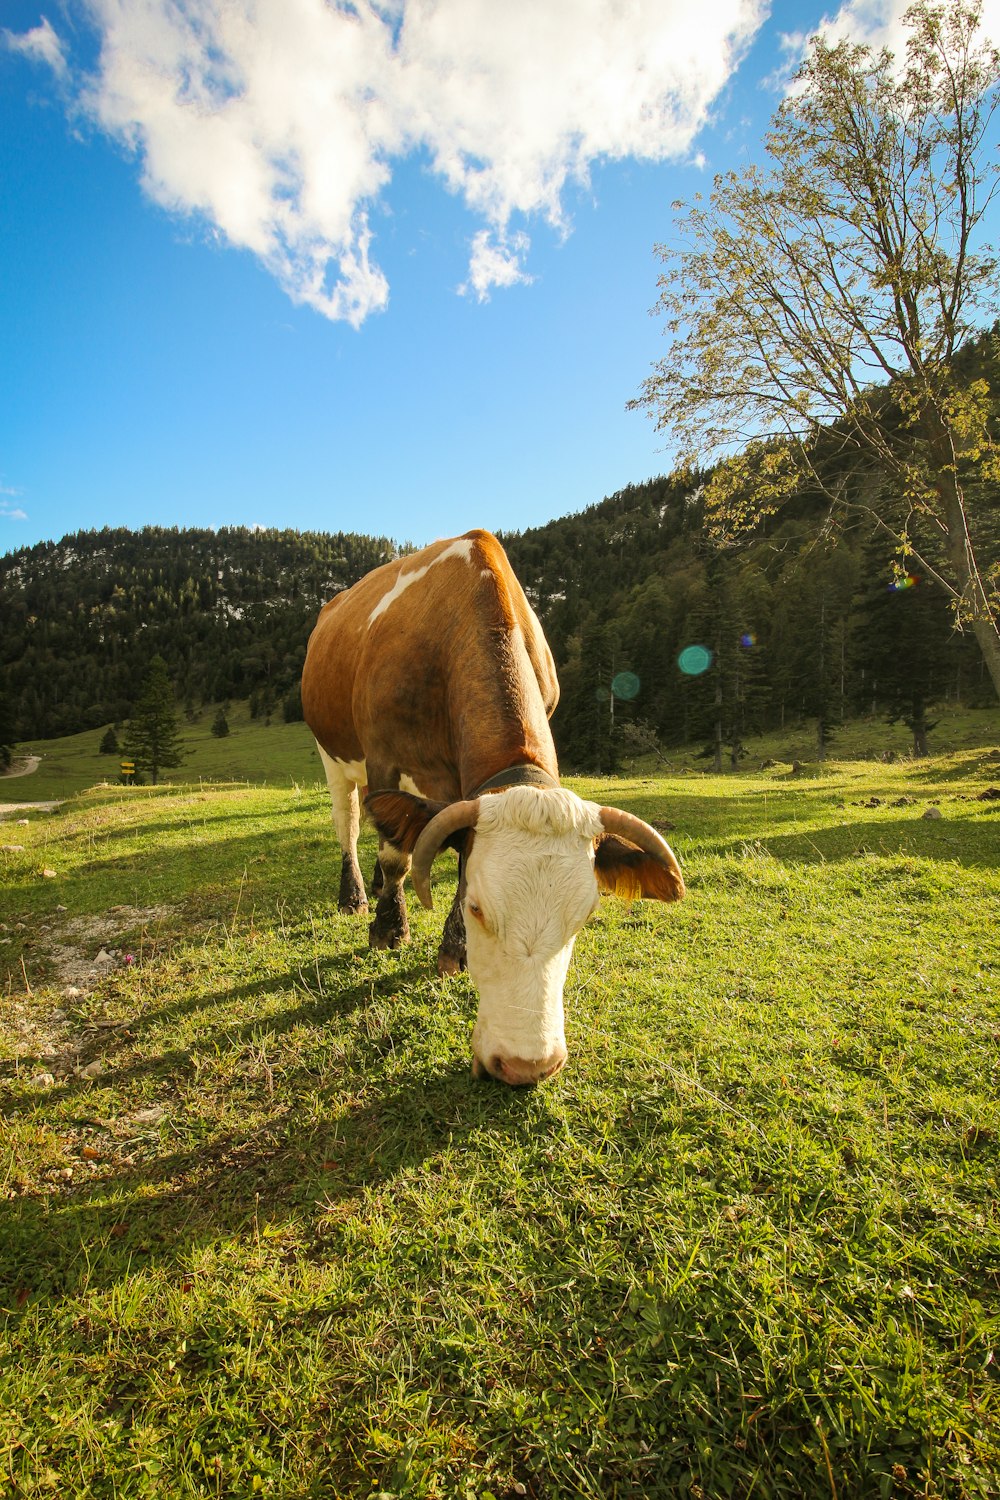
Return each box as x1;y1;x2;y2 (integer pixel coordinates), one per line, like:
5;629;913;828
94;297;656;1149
368;922;408;950
339;899;369;916
437;949;466;977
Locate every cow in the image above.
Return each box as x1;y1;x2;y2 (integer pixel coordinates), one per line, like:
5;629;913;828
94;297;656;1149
301;529;684;1085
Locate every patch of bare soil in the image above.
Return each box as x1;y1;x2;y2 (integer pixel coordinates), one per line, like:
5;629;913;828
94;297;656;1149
0;801;63;819
4;904;175;1084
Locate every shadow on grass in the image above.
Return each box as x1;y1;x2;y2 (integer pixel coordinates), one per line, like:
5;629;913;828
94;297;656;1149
1;1027;560;1310
715;816;1000;869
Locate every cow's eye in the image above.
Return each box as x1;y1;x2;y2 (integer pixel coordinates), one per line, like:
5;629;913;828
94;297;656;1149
467;898;486;925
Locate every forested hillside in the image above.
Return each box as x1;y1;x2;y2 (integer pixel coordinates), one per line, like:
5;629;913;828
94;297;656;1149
501;327;1000;768
2;328;997;771
0;527;397;740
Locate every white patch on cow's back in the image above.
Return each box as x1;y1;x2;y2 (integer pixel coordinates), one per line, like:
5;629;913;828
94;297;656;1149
368;538;474;626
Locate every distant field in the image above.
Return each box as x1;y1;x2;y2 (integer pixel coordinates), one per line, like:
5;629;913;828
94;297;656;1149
6;699;1000;804
2;740;999;1497
5;702;321;802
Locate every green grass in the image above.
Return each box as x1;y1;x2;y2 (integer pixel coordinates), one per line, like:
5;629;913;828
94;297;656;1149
5;702;319;803
2;735;1000;1497
6;698;1000;805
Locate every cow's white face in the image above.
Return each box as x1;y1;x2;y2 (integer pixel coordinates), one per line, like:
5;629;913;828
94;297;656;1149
463;787;604;1085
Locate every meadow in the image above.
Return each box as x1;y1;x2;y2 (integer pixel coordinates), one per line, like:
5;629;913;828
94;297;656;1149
2;712;999;1497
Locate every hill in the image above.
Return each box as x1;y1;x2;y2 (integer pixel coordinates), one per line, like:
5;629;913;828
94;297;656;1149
0;525;399;742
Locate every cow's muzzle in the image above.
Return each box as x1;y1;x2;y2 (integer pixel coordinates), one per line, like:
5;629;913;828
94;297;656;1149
471;1046;567;1087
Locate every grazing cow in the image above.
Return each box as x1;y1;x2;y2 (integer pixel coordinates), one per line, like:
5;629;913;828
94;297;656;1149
301;530;684;1085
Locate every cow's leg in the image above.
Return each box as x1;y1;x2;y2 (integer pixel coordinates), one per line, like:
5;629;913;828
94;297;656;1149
369;841;410;950
316;744;368;915
437;859;467;976
371;858;385;897
437;889;467;975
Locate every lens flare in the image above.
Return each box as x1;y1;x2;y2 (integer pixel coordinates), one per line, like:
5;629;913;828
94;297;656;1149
890;574;919;591
611;670;641;701
740;632;756;648
678;644;713;676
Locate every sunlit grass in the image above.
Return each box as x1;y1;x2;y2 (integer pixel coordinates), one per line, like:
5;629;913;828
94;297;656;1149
2;740;999;1497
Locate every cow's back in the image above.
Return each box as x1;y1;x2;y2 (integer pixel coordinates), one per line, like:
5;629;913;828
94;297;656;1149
302;531;557;800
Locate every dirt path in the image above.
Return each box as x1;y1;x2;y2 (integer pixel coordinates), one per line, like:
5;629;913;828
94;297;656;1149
0;800;63;818
1;754;41;779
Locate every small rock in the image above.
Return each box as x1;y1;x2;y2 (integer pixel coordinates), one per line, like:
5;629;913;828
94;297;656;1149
1;845;25;853
54;904;67;912
41;868;57;879
16;818;29;826
130;1105;166;1126
94;948;116;965
29;1071;56;1089
63;986;83;999
78;1059;104;1080
922;806;943;820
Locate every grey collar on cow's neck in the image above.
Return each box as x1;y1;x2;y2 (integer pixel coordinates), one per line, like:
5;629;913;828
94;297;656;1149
469;764;560;799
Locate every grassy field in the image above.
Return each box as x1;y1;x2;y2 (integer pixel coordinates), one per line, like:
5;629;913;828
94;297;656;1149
2;718;1000;1497
6;699;1000;805
3;702;320;804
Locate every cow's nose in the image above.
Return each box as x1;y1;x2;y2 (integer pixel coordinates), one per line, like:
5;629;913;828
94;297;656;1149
471;1047;567;1086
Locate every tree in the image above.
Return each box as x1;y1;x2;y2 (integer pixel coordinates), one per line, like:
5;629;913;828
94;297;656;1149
632;0;1000;699
852;533;954;753
0;688;15;770
124;656;184;785
98;726;120;755
211;707;230;738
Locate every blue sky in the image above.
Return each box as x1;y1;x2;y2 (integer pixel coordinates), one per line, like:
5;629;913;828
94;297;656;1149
2;0;995;554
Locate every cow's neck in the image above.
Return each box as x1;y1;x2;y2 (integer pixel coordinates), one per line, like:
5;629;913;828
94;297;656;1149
451;626;559;799
470;764;560;798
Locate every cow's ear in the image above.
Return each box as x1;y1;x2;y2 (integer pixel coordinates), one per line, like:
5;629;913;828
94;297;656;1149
594;834;685;903
366;791;470;857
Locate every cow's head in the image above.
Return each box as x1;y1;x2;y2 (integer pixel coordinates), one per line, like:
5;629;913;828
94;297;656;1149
367;785;684;1085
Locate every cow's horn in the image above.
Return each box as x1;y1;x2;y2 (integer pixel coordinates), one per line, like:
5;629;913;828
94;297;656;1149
410;799;480;909
598;806;684;883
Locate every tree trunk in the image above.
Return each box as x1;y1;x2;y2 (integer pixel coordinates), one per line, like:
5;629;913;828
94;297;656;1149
929;423;1000;703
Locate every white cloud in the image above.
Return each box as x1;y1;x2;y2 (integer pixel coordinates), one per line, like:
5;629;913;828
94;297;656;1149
790;0;1000;64
10;0;768;324
0;505;28;521
2;16;68;77
460;229;533;302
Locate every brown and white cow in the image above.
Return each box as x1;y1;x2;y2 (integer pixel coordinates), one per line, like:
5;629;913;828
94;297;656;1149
301;529;684;1085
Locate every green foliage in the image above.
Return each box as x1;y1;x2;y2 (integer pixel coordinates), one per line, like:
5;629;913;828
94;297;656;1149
210;708;230;739
0;689;14;770
632;0;1000;696
0;524;398;742
2;747;999;1497
98;726;119;756
123;656;184;785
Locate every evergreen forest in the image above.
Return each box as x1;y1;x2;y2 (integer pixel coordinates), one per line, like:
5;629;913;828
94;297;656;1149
1;331;998;772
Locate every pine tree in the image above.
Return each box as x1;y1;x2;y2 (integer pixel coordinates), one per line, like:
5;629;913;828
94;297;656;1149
99;726;120;755
211;708;230;738
853;538;954;755
124;656;184;785
0;688;15;770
